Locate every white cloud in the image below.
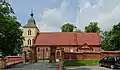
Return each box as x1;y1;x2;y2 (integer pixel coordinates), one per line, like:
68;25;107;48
76;0;102;30
37;0;120;32
76;0;120;31
37;8;63;32
37;0;71;32
97;4;120;30
85;1;91;9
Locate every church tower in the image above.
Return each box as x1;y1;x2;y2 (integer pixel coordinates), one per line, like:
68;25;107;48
22;12;39;61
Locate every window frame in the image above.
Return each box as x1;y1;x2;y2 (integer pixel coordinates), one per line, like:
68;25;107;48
28;39;31;45
46;48;48;52
38;48;40;52
28;29;31;35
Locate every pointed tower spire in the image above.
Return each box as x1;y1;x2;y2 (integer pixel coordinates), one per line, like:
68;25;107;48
23;10;37;28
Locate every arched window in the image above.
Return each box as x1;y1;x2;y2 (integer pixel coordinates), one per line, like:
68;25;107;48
46;48;48;52
28;29;31;35
28;39;31;45
57;51;60;58
38;48;40;52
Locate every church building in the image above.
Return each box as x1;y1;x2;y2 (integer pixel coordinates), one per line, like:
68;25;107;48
22;13;101;61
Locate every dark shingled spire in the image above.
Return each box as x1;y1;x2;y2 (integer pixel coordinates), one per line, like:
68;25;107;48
23;10;37;28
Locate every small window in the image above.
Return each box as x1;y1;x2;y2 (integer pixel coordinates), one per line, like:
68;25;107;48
28;39;31;45
28;29;31;35
93;49;95;52
70;48;73;52
38;48;40;52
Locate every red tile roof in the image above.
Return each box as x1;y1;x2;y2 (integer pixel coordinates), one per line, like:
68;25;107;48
33;32;101;46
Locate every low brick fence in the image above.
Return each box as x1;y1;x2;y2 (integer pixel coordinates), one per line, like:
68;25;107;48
64;51;120;60
0;56;23;68
6;56;23;66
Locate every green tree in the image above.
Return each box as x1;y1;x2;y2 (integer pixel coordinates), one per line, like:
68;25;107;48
110;22;120;50
102;22;120;51
74;29;82;32
101;31;112;51
85;22;100;32
61;23;76;32
0;0;23;57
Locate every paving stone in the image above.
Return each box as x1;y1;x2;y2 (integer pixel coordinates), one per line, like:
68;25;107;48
5;60;58;70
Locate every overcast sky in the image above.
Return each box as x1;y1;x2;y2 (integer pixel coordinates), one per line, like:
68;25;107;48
10;0;120;32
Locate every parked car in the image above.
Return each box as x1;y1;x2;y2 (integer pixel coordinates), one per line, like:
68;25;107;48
99;56;120;69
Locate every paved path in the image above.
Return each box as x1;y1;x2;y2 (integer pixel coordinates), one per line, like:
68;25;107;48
65;66;120;70
5;61;120;70
5;60;58;70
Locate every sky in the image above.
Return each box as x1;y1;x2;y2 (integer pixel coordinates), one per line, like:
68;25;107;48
10;0;120;32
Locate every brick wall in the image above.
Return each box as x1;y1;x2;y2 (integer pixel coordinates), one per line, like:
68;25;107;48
37;47;50;59
64;51;120;60
36;46;101;59
0;56;23;68
62;46;100;53
6;56;23;66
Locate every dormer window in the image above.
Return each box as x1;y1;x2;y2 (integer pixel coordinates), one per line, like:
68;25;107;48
28;39;31;45
28;29;31;35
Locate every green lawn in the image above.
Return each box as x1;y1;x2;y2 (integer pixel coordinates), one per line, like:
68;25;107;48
63;60;99;66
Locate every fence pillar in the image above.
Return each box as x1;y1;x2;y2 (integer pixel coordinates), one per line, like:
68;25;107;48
0;58;6;69
101;52;103;59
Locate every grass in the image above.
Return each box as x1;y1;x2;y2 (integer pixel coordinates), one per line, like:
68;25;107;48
63;59;99;66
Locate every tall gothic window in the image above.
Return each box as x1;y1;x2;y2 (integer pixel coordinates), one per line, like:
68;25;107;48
46;48;48;52
38;48;40;52
28;39;31;45
28;29;31;35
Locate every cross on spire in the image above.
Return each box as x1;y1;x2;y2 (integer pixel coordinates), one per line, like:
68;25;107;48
30;10;34;18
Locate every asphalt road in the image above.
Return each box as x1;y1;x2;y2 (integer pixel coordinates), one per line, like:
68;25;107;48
5;60;58;70
65;66;120;70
